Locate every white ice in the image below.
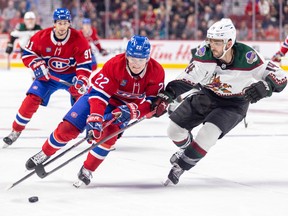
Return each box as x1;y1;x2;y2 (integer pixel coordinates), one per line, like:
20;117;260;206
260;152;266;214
1;68;288;216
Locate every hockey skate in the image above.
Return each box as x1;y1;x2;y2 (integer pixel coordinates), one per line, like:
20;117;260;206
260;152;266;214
170;148;185;164
3;131;21;148
163;163;184;186
25;150;50;170
73;166;93;188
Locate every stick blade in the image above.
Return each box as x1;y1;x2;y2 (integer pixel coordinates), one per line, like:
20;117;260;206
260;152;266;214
35;164;48;178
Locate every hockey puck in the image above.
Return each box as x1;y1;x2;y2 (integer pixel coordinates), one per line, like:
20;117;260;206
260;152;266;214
28;196;39;203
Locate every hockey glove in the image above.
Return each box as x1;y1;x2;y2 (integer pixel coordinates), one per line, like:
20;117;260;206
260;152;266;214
243;81;272;104
151;91;174;117
271;51;284;63
86;114;103;143
69;75;89;101
31;60;50;81
105;103;139;128
100;48;109;56
5;43;13;54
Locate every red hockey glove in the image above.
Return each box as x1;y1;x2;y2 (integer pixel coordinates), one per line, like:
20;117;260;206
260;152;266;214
100;48;109;56
271;51;284;63
151;91;174;117
105;103;139;128
31;60;50;81
243;81;272;104
69;75;89;101
86;114;103;143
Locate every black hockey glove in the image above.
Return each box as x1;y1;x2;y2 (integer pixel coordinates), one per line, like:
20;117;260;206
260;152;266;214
151;91;174;117
243;81;271;104
5;43;13;54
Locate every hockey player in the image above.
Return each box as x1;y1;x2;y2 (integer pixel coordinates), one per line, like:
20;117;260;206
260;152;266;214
25;35;165;186
271;36;288;62
5;11;42;55
79;18;108;71
3;8;92;148
152;18;287;185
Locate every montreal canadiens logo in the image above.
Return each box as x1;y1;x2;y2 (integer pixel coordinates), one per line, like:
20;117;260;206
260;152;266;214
48;57;70;72
71;112;78;118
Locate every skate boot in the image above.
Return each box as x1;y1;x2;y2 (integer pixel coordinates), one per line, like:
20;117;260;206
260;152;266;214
25;150;50;170
165;163;184;185
3;131;21;148
74;166;93;187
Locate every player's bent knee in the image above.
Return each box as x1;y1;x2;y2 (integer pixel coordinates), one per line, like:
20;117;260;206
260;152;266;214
167;120;189;141
195;122;222;151
55;120;80;142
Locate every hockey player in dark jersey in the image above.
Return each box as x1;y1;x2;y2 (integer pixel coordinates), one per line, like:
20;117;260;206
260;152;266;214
152;18;287;185
5;11;42;55
2;8;92;148
24;35;165;187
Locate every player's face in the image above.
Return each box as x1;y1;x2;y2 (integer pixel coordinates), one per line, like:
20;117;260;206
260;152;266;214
24;18;36;30
54;20;70;39
82;24;91;36
207;38;225;58
126;56;148;74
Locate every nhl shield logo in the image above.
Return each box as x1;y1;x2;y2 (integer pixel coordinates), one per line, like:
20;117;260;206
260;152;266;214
245;51;258;64
195;46;206;57
120;80;127;86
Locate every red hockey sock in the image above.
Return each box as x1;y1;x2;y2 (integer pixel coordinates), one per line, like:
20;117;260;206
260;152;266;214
12;94;42;131
43;121;80;156
84;143;112;171
84;152;104;172
42;140;57;156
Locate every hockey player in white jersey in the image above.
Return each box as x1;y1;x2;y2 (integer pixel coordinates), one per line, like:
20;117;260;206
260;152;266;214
152;18;287;185
5;11;42;55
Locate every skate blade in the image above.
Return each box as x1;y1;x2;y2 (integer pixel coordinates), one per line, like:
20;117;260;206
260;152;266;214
73;180;84;188
162;179;172;186
2;143;10;149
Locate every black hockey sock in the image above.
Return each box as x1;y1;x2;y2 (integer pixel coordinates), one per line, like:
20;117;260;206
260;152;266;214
178;141;206;170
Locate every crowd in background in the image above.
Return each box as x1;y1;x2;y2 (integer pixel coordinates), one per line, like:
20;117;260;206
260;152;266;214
0;0;287;41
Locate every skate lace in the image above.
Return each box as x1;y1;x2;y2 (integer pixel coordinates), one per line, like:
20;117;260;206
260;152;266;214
172;164;184;177
8;131;21;141
31;151;48;165
81;167;93;180
175;149;185;158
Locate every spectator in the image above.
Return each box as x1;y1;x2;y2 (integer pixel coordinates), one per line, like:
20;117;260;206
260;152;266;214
245;0;260;16
2;0;18;32
258;0;270;16
237;20;250;41
265;24;279;41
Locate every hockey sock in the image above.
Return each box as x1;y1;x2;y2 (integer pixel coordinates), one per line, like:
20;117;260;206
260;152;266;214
42;121;80;156
173;132;193;148
12;94;42;131
84;143;112;171
178;141;207;170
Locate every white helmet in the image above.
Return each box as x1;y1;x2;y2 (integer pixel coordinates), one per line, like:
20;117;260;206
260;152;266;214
24;11;36;19
207;18;236;46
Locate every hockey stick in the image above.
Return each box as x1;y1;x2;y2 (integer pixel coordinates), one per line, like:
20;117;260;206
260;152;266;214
34;110;156;179
6;137;87;190
7;54;10;70
6;116;117;190
49;75;73;87
175;88;199;102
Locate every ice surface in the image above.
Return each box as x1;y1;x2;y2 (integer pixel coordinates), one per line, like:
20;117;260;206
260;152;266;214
1;68;288;216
